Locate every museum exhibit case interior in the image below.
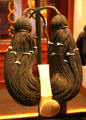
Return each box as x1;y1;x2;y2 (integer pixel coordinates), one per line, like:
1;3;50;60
0;0;86;120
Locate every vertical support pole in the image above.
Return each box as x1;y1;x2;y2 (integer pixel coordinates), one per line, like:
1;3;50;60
35;0;41;64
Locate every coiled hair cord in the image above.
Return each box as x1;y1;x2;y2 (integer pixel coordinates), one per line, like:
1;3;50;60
48;14;82;104
4;15;41;106
4;6;82;107
4;8;47;106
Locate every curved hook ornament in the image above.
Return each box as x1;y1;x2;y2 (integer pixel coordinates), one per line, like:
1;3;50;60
23;8;46;26
29;5;61;19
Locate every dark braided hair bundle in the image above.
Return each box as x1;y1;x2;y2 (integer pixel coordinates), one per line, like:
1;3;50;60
48;14;82;104
4;6;82;107
4;16;40;106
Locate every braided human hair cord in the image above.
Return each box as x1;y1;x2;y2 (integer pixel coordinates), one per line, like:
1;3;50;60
4;16;40;106
48;14;82;104
4;13;82;106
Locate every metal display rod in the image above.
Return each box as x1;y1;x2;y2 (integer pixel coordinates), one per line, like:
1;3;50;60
35;0;41;64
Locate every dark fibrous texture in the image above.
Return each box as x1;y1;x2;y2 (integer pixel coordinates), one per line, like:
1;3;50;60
14;16;32;33
51;15;68;30
4;16;40;106
48;14;82;104
4;15;82;107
